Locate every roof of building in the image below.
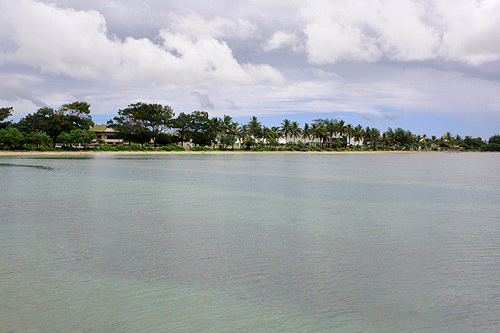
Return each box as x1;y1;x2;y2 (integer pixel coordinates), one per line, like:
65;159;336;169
90;125;116;133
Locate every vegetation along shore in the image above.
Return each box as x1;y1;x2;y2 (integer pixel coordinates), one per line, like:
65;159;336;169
1;102;499;153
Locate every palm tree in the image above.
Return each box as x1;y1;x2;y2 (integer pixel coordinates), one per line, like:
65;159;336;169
236;124;248;148
345;124;353;147
262;126;279;147
353;125;363;146
280;119;292;143
311;123;326;148
336;119;346;141
369;127;380;148
248;116;262;140
302;123;311;145
325;119;337;147
362;126;371;146
290;121;301;143
384;127;395;147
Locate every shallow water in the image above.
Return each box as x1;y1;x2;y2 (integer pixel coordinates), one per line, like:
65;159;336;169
1;153;499;331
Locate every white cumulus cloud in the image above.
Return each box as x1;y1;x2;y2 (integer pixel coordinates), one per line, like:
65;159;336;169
263;31;303;52
299;0;500;66
0;0;283;85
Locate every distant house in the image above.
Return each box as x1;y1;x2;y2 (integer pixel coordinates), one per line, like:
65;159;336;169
90;125;122;145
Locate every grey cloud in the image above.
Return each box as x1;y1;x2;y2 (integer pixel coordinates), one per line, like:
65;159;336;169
360;114;373;122
225;99;241;111
382;112;400;123
0;81;46;107
190;91;215;110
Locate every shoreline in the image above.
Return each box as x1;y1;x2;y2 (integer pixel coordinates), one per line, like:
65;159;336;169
0;150;468;157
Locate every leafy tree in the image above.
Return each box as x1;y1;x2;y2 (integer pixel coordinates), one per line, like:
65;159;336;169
25;131;52;148
190;111;216;146
112;103;174;148
156;132;181;146
17;107;61;145
219;135;237;149
485;135;500;151
60;101;94;130
463;136;484;150
56;132;71;146
488;135;500;145
109;119;152;145
171;111;216;146
16;102;94;146
0;107;13;129
0;126;24;148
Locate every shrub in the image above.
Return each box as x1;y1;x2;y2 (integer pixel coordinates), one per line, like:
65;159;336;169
190;146;211;151
161;145;185;151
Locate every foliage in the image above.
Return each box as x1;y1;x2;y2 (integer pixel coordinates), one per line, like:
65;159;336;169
161;145;185;151
488;135;500;145
0;107;13;129
16;102;94;146
219;135;237;149
462;136;484;150
24;131;52;147
0;126;24;148
111;103;174;147
484;143;500;151
57;129;95;146
190;145;211;151
171;111;216;147
156;132;181;146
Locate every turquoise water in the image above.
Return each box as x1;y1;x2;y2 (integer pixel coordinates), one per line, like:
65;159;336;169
1;153;499;331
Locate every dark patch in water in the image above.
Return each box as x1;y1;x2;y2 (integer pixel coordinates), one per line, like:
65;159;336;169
0;163;54;170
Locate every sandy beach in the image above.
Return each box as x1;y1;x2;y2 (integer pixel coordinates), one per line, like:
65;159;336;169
0;150;445;157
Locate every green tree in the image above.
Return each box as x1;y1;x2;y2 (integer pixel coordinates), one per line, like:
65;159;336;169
24;131;52;148
486;134;500;151
0;126;24;149
248;116;262;140
302;123;311;145
60;101;94;130
171;111;216;147
280;119;292;142
112;103;174;148
219;135;237;149
0;107;13;129
290;121;301;144
16;102;94;146
488;135;500;145
352;125;363;146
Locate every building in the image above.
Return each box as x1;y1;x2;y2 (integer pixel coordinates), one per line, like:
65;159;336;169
90;125;122;145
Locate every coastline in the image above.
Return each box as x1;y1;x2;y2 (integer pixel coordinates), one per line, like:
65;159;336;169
0;150;455;157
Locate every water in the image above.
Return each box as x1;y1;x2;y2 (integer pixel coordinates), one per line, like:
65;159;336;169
1;153;499;332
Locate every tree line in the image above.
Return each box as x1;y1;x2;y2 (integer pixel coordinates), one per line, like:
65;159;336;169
1;102;499;152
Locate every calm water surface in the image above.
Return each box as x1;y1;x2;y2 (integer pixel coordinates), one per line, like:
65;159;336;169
1;153;499;332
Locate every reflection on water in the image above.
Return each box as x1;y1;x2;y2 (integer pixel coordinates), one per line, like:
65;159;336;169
1;153;499;331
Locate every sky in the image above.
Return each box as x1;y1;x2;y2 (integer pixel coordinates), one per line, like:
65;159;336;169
0;0;499;138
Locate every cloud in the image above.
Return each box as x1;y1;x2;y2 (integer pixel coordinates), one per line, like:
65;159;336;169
437;0;500;65
299;0;500;66
0;0;284;86
263;31;302;52
382;112;400;123
170;14;259;39
360;114;374;122
225;99;241;111
0;75;46;107
190;91;215;110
